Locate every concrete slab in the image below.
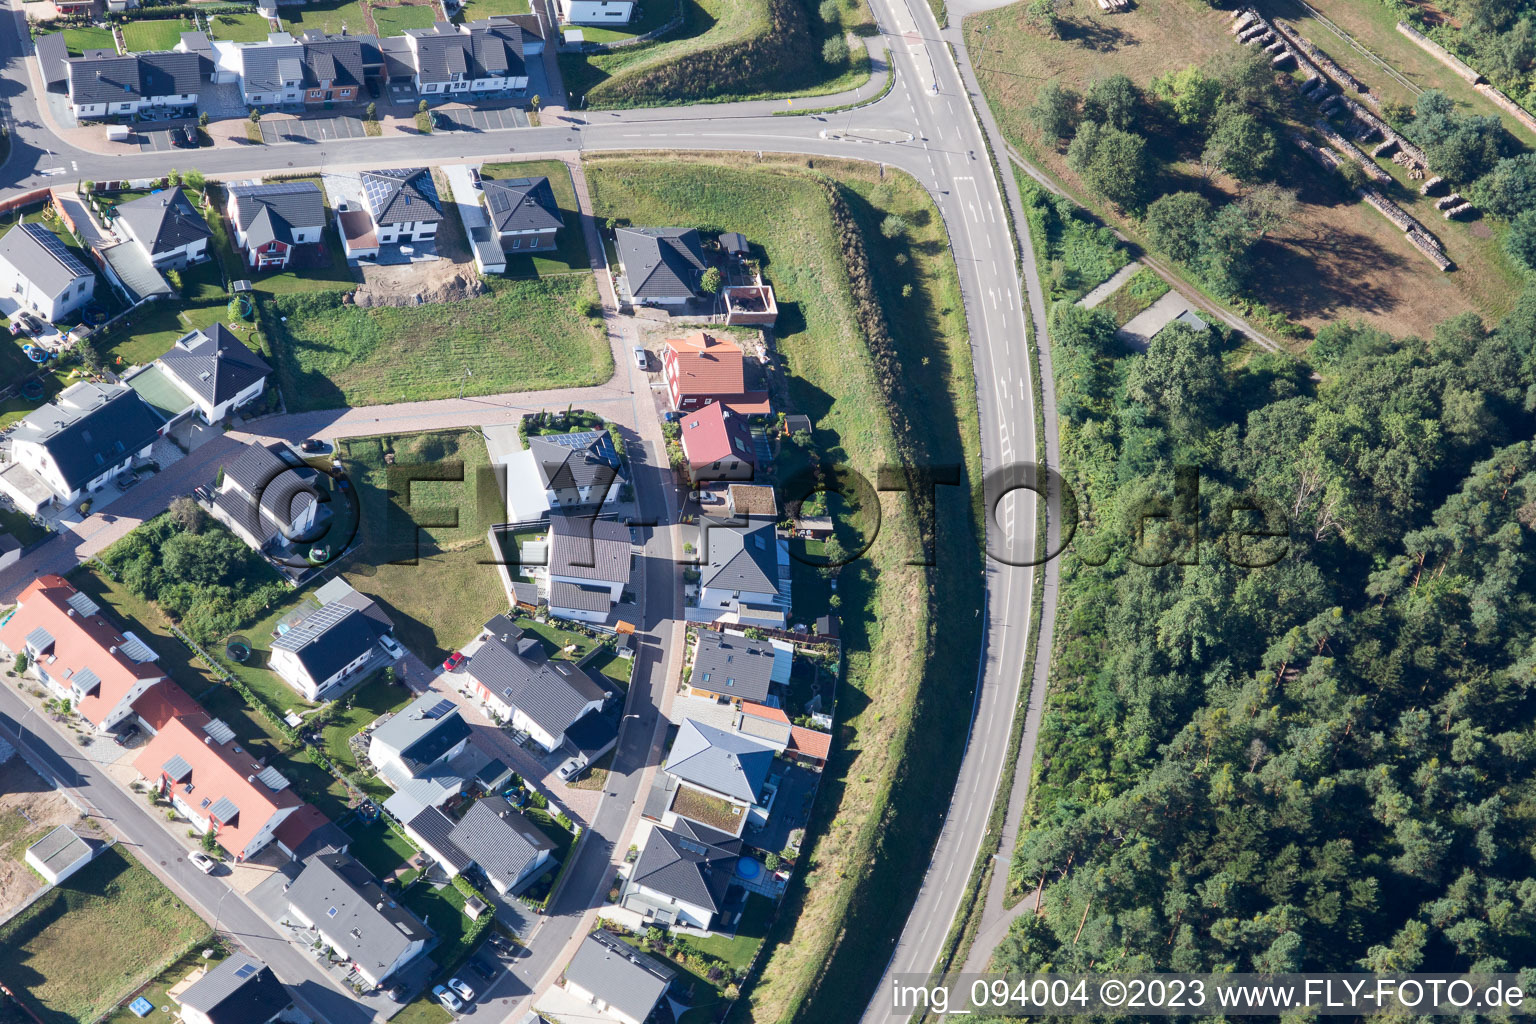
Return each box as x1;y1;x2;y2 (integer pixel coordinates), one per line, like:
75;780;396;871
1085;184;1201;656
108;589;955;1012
1078;260;1140;309
1116;289;1195;351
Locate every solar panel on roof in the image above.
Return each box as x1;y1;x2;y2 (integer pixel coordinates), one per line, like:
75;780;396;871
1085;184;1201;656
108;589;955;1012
233;963;258;980
202;718;236;745
65;591;101;618
425;698;455;719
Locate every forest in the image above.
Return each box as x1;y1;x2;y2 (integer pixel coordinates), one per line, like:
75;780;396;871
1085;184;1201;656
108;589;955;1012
995;289;1536;983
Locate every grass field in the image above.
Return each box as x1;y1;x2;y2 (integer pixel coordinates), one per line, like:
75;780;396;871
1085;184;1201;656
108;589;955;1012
585;152;981;1024
119;18;191;51
371;1;440;35
205;11;276;42
964;0;1524;337
279;0;370;34
266;275;608;411
480;160;592;276
453;0;529;18
339;430;512;665
0;847;205;1024
345;819;416;880
91;299;244;371
561;0;870;108
58;26;116;55
97;947;226;1024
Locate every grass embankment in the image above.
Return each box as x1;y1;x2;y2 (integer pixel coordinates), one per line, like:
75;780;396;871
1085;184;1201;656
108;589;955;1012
0;847;205;1024
370;0;439;34
264;276;609;411
338;429;511;664
963;0;1524;338
562;0;871;108
585;152;981;1023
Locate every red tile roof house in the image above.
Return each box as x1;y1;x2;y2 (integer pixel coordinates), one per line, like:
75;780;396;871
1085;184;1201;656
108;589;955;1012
132;707;307;862
660;331;772;415
679;401;756;486
0;575;166;733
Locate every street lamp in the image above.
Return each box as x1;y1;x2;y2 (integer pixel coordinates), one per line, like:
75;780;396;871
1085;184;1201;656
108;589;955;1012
13;703;36;744
458;366;472;399
211;885;232;937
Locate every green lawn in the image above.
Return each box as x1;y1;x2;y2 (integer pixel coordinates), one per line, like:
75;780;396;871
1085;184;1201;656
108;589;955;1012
209;182;358;296
0;507;44;549
0;364;69;432
279;0;371;35
391;997;452;1024
587;647;634;689
561;0;677;43
401;883;471;961
58;26;117;55
91;300;246;373
480;160;592;277
119;18;191;52
620;934;725;1020
371;1;440;35
453;0;529;18
320;672;416;771
344;819;416;880
211;588;324;713
206;11;277;41
1100;266;1170;327
514;614;600;662
338;430;513;665
0;847;205;1024
266;275;609;411
679;892;774;971
97;947;227;1024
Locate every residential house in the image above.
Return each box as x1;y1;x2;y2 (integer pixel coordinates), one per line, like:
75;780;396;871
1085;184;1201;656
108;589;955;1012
403;796;556;895
368;690;472;786
679;402;755;485
115;188;211;269
233;32;365;106
660;331;771;414
65;50;204;118
0;221;95;324
340;167;443;260
402;19;531;96
559;0;634;23
0;575;166;732
622;818;740;930
269;579;396;701
687;628;789;706
133;713;307;860
208;441;329;556
285;853;432;989
482;176;562;252
691;516;791;628
0;382;163;514
130;679;206;736
614;226;706;306
544;513;631;623
464;616;610;752
226;182;327;270
24;826;93;885
156;323;272;423
732;703;830;767
176;954;292;1024
563;930;676;1024
662;718;775;838
502;430;622;522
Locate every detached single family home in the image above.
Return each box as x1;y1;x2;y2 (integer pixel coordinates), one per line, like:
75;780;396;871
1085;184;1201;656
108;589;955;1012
269;579;396;701
115;187;211;269
339;167;443;260
482;175;562;252
0;221;95;324
0;382;164;515
622;818;740;930
686;628;789;706
614;226;706;307
660;331;771;415
559;0;634;24
402;795;556;895
563;930;677;1024
679;402;755;485
502;430;622;522
208;440;329;557
544;513;631;623
226;181;327;270
690;516;791;629
176;953;293;1024
155;323;272;423
285;853;432;989
368;690;472;785
661;718;776;838
465;614;610;752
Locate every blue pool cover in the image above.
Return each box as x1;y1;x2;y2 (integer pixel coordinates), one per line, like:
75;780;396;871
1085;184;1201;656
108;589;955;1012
129;998;154;1018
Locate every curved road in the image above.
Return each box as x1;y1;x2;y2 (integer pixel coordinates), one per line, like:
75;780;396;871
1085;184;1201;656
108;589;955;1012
0;0;1054;1019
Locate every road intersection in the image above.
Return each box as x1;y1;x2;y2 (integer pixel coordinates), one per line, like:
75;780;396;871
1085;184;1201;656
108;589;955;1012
0;0;1058;1019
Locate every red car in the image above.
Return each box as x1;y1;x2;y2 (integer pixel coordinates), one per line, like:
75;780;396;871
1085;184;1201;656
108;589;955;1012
442;651;465;672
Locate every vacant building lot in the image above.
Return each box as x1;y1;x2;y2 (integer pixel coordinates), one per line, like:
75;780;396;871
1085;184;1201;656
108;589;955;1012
265;275;609;411
964;0;1523;337
0;760;80;920
0;846;204;1024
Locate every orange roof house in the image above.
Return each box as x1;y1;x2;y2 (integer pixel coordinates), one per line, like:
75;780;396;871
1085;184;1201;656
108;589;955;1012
133;711;305;861
131;679;205;734
661;331;771;415
0;575;165;731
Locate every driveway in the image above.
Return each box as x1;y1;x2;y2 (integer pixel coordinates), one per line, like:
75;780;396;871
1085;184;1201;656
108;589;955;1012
432;107;530;133
259;115;367;145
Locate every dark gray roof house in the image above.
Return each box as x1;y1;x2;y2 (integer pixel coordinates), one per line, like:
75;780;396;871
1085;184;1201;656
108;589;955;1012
548;514;631;585
158;323;272;411
690;629;775;704
10;383;164;493
286;853;431;984
406;19;526;85
405;805;473;873
298;35;366;89
176;953;291;1024
449;796;556;893
237;39;305;95
116;187;210;262
664;718;775;804
483;176;562;236
66;51;205;107
36;32;70;90
211;441;326;550
699;517;781;595
465;621;610;742
565;931;675;1024
628;818;740;918
370;691;473;773
529;431;621;496
361;168;444;227
229;182;326;249
270;590;392;687
615;227;707;302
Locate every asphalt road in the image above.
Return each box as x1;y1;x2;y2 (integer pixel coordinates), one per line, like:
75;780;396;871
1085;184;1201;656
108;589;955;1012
0;0;1054;1018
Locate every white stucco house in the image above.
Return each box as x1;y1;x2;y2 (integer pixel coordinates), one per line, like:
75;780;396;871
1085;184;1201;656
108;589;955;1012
0;221;95;324
559;0;634;25
156;323;272;424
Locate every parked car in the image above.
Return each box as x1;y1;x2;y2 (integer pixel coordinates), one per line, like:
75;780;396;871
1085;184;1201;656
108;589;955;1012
380;635;404;660
663;411;682;423
170;126;192;148
188;851;217;874
300;438;327;453
466;958;495;982
432;985;463;1012
442;651;465;672
114;723;140;747
633;346;648;370
557;756;585;782
447;978;475;1003
386;986;407;1004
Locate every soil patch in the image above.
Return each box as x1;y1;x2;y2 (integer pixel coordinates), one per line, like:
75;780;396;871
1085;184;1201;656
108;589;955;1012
0;759;81;921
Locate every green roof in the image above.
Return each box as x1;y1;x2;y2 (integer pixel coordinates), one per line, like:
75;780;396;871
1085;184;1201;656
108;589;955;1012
125;364;192;421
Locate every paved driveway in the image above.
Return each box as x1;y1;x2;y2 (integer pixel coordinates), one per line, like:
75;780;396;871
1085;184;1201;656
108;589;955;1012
433;106;529;133
259;115;367;145
135;127;193;153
